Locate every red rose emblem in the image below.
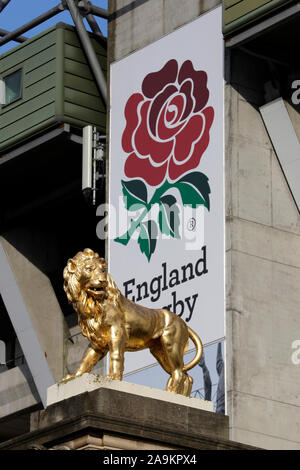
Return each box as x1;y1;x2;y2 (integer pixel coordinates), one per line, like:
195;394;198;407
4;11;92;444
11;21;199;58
122;59;214;186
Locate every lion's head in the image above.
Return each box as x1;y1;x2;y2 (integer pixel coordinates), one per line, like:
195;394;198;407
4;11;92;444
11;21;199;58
63;248;119;312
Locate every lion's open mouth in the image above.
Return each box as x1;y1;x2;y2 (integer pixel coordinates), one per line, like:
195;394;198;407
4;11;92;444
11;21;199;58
87;285;106;295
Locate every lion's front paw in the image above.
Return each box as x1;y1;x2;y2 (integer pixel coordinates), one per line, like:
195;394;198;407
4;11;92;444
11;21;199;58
60;374;76;383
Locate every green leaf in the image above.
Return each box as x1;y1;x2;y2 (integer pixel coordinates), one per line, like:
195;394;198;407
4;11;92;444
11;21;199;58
174;172;211;209
149;179;172;205
158;195;180;238
114;235;130;246
138;220;158;261
121;179;148;211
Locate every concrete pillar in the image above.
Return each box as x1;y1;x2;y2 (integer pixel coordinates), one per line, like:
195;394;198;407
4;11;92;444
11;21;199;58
0;236;65;405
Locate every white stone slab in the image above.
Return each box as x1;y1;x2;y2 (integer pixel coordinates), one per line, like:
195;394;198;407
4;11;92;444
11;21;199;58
47;373;213;412
260;98;300;212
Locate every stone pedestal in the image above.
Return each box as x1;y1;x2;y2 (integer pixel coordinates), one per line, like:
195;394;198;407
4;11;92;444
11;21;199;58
47;373;214;411
0;375;257;450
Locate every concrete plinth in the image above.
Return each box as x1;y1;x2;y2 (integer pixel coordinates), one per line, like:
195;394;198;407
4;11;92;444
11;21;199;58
0;374;257;450
47;373;214;412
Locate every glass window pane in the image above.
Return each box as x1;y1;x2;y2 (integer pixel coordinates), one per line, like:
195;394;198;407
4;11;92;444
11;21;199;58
5;70;22;105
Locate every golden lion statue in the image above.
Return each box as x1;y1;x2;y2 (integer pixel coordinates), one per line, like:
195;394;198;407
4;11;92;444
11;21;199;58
61;248;203;396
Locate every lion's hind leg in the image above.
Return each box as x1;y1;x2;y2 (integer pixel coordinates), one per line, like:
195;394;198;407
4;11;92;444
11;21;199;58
150;323;192;396
149;339;186;392
182;374;193;397
149;340;172;376
159;329;189;396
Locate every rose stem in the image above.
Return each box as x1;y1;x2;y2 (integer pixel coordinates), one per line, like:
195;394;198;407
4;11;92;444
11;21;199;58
114;180;172;246
114;207;149;246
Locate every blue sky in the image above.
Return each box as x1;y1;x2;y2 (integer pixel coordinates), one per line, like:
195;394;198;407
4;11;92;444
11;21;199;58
0;0;108;54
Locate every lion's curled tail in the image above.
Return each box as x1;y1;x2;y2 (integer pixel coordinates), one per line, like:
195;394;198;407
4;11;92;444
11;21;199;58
183;327;203;372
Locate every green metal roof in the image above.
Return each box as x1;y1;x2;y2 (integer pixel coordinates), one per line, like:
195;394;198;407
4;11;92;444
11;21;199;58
223;0;297;36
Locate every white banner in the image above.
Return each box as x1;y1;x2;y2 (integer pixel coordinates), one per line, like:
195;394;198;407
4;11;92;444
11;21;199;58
107;6;224;375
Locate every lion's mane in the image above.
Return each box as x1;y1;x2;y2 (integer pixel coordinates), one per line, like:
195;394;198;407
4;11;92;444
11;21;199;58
63;248;120;318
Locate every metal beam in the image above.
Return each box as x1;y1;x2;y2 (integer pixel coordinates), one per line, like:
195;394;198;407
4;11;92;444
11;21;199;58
86;13;104;38
88;4;109;20
0;28;28;43
0;0;12;13
65;0;107;104
0;3;64;47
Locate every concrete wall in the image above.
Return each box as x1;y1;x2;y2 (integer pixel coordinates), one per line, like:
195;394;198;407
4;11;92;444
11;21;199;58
0;365;39;418
109;0;300;450
225;50;300;449
108;0;221;62
0;236;65;384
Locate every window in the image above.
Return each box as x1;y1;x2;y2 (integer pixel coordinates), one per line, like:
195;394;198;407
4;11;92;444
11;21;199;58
0;69;22;106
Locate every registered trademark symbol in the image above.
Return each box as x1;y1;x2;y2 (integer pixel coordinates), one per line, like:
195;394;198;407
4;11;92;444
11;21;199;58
187;218;196;231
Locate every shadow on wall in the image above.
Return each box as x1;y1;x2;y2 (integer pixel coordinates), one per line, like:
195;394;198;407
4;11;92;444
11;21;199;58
226;12;300;115
109;0;151;20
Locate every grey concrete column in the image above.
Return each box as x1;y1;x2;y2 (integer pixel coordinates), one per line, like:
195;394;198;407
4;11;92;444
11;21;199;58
0;238;65;406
